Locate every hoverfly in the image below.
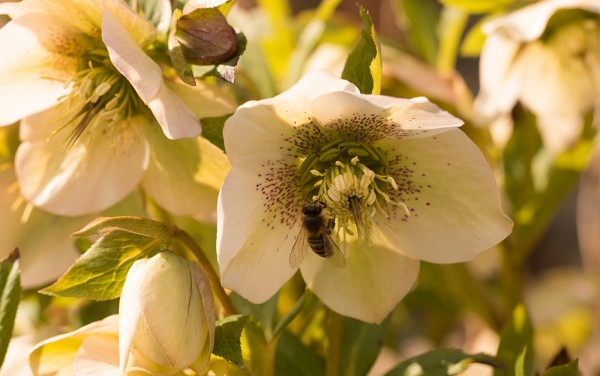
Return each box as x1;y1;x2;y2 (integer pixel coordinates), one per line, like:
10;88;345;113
289;201;346;268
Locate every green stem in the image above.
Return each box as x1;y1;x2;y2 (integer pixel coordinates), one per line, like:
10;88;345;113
436;5;469;72
174;230;236;317
326;309;343;376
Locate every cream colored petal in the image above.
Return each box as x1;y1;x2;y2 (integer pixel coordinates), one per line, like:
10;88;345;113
146;85;202;139
103;0;157;47
375;129;513;263
312;91;463;141
102;6;162;104
300;231;420;324
474;33;522;120
73;335;121;376
0;13;80;125
167;80;236;119
16;109;150;216
483;0;600;41
141;126;228;217
29;315;119;376
217;167;301;303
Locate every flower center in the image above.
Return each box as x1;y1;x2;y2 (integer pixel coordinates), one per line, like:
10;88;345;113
299;139;406;241
61;50;144;147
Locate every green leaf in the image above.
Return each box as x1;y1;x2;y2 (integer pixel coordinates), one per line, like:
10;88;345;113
396;0;439;64
341;6;382;94
230;292;278;339
494;305;534;376
275;331;325;376
385;349;502;376
543;359;580;376
340;317;389;376
73;216;177;241
200;114;232;152
0;249;21;368
439;0;512;14
41;230;165;300
213;314;249;369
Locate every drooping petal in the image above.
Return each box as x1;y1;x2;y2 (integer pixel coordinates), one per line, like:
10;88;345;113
311;91;463;142
375;129;513;263
141;126;228;219
224;70;360;163
16;105;150;216
300;231;420;324
0;166;86;288
0;13;80;125
102;6;162;104
146;84;202;139
217;167;302;303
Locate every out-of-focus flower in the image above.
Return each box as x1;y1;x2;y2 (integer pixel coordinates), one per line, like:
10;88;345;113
0;163;86;287
29;252;215;375
217;71;513;323
119;251;215;374
0;0;235;216
474;0;600;152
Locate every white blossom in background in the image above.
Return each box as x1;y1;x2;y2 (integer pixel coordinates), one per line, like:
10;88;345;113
474;0;600;152
217;71;513;323
0;0;234;217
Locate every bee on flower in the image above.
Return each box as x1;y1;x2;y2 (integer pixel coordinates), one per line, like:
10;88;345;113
0;0;234;217
217;71;513;323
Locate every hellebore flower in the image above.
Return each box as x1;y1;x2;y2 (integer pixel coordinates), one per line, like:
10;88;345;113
474;0;600;152
217;71;513;323
29;252;215;375
0;0;234;216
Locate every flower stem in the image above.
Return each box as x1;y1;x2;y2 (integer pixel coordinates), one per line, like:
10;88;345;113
436;5;469;73
326;309;343;376
174;229;236;317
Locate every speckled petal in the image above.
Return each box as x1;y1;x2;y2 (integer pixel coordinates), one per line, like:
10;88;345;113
374;129;513;263
300;230;420;324
224;70;360;164
217;166;302;303
311;91;463;142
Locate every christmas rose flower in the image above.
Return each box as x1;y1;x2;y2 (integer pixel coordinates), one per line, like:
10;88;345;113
217;71;513;323
474;0;600;152
0;0;234;216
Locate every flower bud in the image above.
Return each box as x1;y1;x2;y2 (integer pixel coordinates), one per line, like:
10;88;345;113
174;7;239;65
119;251;215;374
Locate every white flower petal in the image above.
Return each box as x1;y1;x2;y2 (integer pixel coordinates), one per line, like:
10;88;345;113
16;108;150;216
141;126;228;217
118;260;145;373
474;33;522;120
375;129;513;263
217;167;301;303
312;91;463;141
167;80;236;119
484;0;600;41
0;167;86;288
147;85;202;139
102;6;162;104
0;13;79;125
73;335;121;376
300;233;420;324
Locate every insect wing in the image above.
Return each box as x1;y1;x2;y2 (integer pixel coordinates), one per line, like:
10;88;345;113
322;227;346;268
289;225;310;269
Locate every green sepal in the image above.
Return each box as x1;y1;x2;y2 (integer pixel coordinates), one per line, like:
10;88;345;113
341;6;382;94
41;228;166;300
212;314;249;369
385;348;503;376
0;249;21;368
